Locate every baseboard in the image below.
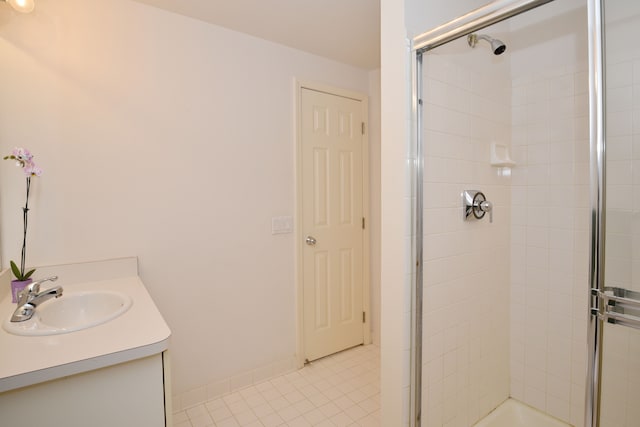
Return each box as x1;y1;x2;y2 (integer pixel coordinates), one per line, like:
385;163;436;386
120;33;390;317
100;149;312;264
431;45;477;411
171;355;298;412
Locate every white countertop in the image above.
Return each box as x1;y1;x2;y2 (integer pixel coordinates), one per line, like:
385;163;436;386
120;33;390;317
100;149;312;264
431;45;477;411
0;258;171;393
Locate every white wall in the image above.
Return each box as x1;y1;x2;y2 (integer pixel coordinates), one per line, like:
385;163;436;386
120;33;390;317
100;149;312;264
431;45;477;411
405;0;488;39
379;0;412;424
0;0;375;406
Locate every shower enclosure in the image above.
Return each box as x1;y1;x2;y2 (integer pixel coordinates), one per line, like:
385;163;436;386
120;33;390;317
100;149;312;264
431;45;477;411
589;2;640;426
409;0;640;426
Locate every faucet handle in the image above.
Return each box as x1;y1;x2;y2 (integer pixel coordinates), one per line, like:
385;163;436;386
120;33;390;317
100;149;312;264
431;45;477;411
16;276;59;304
479;200;493;223
31;276;58;289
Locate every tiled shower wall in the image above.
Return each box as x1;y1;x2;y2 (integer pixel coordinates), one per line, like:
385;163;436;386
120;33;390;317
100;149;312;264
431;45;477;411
418;3;640;427
421;46;512;427
598;54;640;427
509;64;590;427
603;4;640;294
604;56;640;295
598;2;640;425
421;25;591;427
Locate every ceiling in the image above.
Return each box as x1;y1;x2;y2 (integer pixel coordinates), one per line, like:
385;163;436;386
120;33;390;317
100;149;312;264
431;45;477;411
131;0;381;70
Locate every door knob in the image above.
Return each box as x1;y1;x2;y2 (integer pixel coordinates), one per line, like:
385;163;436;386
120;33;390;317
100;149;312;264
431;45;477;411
305;236;317;246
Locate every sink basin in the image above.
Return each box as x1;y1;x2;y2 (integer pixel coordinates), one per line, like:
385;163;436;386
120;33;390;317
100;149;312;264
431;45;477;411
3;290;132;336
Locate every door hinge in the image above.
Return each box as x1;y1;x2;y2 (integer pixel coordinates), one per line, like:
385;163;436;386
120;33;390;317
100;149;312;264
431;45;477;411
362;217;365;229
361;122;365;135
363;311;366;323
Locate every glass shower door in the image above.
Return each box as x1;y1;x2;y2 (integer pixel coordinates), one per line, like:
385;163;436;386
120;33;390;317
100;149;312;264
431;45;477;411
596;0;640;425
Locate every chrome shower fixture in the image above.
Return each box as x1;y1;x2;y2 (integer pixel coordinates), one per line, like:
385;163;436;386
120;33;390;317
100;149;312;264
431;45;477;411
467;33;506;55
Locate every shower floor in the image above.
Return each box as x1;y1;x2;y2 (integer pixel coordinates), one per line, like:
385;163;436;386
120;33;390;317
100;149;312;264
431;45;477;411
174;344;380;427
472;399;571;427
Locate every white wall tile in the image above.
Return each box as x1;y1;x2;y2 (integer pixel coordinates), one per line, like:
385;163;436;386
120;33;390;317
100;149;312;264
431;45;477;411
607;61;633;88
608;86;634;112
422;22;593;425
505;64;590;425
422;53;511;427
550;75;575;98
608;111;634;136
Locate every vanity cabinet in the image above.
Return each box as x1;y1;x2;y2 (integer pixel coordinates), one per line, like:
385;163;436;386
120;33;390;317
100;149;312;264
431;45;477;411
0;259;173;427
0;352;170;427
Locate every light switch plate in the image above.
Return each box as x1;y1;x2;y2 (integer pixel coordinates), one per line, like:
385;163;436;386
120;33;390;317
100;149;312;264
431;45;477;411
272;216;293;234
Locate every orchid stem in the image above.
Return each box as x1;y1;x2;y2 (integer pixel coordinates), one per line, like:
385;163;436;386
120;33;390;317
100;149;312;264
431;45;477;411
20;176;30;278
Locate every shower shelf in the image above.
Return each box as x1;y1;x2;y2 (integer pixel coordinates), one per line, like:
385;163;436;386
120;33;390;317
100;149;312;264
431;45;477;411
490;142;516;167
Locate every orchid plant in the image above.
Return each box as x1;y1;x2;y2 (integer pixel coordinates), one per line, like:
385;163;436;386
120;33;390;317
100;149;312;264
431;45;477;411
3;147;43;281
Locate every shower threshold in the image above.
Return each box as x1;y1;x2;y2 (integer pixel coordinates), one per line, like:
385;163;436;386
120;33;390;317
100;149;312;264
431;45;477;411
472;398;571;427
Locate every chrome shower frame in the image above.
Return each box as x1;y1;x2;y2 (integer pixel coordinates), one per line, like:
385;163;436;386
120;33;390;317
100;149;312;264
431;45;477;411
407;0;614;426
586;0;605;426
412;0;554;52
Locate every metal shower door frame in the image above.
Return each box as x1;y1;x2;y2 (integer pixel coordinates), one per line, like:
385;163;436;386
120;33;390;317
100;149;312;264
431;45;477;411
585;0;605;426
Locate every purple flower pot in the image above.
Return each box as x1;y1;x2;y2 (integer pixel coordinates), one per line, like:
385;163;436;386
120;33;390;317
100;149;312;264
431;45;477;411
11;278;33;303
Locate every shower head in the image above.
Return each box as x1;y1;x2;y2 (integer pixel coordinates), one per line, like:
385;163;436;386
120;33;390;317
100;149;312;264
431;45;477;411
467;33;507;55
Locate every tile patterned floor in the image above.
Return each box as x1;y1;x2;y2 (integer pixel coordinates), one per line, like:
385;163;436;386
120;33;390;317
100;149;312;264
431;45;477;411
173;344;380;427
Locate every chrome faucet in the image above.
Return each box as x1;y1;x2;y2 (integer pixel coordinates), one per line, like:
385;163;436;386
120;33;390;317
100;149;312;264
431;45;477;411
11;276;63;322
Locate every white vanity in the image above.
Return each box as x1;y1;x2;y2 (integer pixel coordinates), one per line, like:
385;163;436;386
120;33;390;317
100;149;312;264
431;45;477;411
0;258;172;427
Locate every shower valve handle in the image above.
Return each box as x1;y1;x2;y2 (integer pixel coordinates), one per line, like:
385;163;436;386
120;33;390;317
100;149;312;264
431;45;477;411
462;190;494;223
471;191;493;223
479;200;493;223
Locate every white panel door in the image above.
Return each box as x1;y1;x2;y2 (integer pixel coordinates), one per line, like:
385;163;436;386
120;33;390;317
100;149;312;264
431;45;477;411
301;87;364;362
